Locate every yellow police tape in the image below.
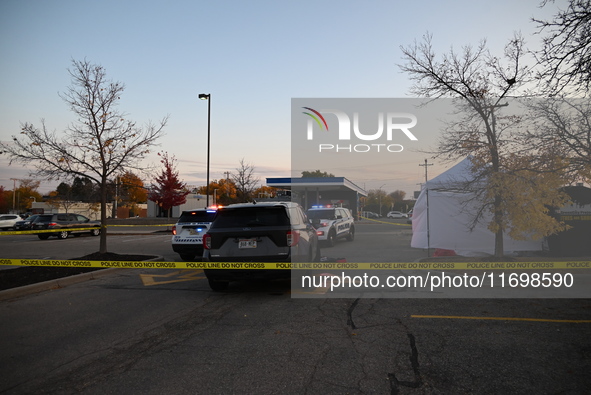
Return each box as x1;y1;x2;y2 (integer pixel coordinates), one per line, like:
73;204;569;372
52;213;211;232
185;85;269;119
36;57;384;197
360;216;411;226
0;259;589;270
0;227;102;235
0;225;172;236
106;224;174;227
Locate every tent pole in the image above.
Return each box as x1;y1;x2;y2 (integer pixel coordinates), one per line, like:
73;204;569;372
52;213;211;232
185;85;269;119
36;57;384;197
420;159;433;257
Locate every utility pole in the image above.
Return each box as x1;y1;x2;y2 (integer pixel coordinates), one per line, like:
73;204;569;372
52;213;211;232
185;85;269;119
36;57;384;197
419;159;433;256
10;178;18;213
114;175;119;218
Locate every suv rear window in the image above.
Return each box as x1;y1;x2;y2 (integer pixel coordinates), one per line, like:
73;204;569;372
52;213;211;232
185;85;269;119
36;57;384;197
177;210;217;223
212;206;290;228
36;215;54;223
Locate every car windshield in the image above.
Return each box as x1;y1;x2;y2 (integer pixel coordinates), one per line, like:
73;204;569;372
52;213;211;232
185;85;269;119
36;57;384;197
178;210;217;223
306;210;335;220
212;207;290;228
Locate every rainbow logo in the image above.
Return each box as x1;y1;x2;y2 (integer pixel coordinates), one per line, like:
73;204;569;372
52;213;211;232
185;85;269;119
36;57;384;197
302;107;329;131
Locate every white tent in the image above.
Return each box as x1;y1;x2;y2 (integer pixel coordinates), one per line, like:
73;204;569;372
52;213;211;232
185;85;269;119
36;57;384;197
410;157;543;256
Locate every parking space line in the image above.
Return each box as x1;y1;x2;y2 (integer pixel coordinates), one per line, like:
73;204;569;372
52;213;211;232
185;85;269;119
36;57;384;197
411;315;591;323
140;270;205;286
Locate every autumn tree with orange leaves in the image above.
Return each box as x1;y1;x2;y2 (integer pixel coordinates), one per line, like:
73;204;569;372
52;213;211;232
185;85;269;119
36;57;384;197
197;178;237;206
118;171;148;212
148;152;190;217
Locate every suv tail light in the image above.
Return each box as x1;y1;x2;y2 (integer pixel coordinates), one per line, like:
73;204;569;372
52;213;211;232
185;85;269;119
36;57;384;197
203;233;211;250
287;230;300;246
172;225;177;235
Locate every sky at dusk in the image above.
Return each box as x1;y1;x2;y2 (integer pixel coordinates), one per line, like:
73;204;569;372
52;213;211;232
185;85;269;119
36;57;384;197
0;0;558;197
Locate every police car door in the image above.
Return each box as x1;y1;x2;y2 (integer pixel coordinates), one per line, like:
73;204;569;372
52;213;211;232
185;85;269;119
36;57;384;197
335;208;347;237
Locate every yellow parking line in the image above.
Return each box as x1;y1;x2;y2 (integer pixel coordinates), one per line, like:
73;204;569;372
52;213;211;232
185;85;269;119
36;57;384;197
411;315;591;323
140;270;205;286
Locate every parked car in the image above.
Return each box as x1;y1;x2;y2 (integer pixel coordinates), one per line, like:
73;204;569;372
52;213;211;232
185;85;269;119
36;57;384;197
14;214;40;231
386;211;407;219
32;213;101;239
203;202;320;291
171;208;218;261
0;214;23;230
361;211;381;219
306;206;355;247
406;209;414;224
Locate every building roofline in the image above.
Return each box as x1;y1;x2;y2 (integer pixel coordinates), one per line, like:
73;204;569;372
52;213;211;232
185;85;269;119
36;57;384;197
266;177;367;196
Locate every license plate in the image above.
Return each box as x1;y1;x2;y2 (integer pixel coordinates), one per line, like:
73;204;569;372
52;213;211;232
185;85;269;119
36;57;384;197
239;239;257;249
188;228;202;235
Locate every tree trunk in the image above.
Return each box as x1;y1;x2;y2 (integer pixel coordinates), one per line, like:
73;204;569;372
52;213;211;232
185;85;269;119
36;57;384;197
494;228;504;258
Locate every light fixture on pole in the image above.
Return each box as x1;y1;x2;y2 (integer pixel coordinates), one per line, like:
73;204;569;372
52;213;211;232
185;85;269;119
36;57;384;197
199;93;211;206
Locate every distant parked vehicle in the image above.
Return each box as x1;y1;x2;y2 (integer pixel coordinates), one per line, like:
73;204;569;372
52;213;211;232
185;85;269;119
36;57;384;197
32;213;101;239
386;211;407;219
406;209;414;224
14;214;40;231
0;214;23;230
361;211;380;219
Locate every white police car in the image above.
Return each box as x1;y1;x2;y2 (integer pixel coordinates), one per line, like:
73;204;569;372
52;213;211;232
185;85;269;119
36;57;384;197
306;205;355;247
172;208;217;260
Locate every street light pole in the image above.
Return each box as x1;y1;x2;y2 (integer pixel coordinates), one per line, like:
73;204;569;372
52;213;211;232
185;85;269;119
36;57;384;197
378;184;385;217
199;93;211;207
10;178;18;213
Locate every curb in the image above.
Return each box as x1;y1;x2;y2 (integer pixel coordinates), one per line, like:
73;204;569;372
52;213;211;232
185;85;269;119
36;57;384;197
0;255;164;302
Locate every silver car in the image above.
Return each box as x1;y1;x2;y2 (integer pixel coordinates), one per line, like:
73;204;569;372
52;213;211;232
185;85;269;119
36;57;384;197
0;214;23;230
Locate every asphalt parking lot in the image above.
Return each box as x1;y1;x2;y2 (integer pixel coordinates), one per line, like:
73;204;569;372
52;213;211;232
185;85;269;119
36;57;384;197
0;219;590;393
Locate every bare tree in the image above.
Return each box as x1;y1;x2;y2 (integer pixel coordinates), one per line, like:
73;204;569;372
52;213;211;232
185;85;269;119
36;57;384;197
0;59;167;253
399;33;568;257
533;0;591;95
527;97;591;181
233;159;259;202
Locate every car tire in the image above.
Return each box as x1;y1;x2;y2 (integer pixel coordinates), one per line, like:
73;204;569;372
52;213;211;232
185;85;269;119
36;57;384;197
326;229;336;247
346;226;355;241
57;231;69;239
90;228;100;236
208;279;229;291
38;234;50;240
179;253;195;261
